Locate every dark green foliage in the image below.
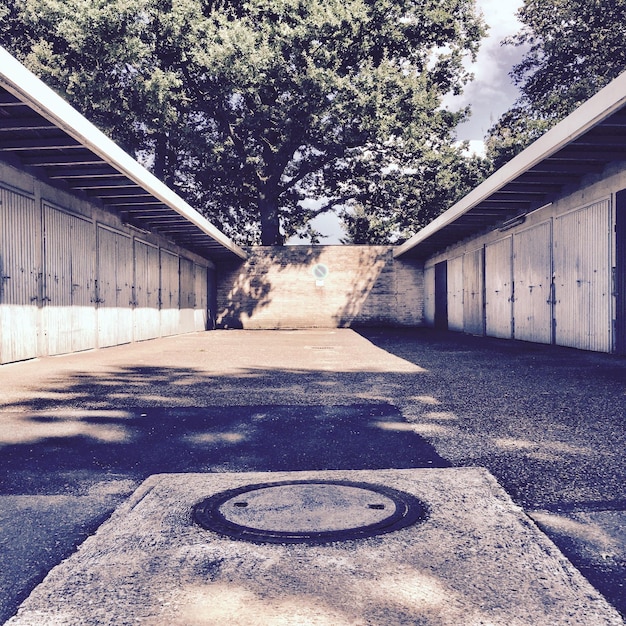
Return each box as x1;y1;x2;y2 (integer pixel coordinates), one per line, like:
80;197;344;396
487;0;626;169
0;0;487;244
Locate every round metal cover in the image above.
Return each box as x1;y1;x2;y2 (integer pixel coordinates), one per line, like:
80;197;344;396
193;480;428;544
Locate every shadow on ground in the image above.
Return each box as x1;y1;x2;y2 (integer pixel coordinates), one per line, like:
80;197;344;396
358;328;626;619
0;381;447;622
0;403;449;494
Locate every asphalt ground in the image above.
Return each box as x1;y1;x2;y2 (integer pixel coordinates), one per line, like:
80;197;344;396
0;328;624;623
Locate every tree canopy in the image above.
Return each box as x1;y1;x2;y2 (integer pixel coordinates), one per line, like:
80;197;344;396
487;0;626;169
1;0;488;245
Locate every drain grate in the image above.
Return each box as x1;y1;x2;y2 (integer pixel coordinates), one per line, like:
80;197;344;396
193;480;428;544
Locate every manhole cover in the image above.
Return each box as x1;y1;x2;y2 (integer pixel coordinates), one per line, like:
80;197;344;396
193;480;428;544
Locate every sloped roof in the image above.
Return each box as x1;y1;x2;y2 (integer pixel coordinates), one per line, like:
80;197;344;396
395;70;626;259
0;47;246;261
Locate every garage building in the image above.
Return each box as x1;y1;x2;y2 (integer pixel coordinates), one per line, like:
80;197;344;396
0;48;246;364
396;70;626;355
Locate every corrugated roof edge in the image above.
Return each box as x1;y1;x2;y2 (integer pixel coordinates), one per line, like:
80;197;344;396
0;46;246;261
394;69;626;259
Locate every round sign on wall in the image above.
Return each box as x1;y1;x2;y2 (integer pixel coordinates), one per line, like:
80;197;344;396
312;263;329;285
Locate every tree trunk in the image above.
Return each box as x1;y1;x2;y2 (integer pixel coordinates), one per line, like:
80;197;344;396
258;187;283;245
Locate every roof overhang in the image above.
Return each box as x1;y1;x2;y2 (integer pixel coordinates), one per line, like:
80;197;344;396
0;47;246;262
395;70;626;259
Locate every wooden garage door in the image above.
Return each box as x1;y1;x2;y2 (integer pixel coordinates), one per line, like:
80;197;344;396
133;239;160;341
463;248;484;335
447;255;464;332
194;263;209;331
179;257;195;333
485;237;513;339
96;225;133;348
160;249;180;336
44;204;96;355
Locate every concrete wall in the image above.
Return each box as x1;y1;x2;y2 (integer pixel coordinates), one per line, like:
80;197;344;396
0;160;215;364
217;245;423;329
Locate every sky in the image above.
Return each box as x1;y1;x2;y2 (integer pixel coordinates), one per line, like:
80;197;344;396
452;0;526;153
294;0;527;243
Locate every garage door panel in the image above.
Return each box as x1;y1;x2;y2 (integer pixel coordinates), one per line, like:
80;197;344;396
485;237;513;339
554;199;611;352
0;188;40;363
44;205;95;355
513;221;552;344
447;256;464;332
97;225;132;348
463;248;484;335
134;240;160;341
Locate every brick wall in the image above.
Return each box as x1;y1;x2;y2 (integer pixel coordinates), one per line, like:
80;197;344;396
216;245;424;329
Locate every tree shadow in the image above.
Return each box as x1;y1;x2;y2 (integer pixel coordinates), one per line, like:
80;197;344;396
2;329;626;619
0;398;449;495
0;367;449;494
357;327;626;619
216;245;422;329
216;246;323;328
0;361;449;621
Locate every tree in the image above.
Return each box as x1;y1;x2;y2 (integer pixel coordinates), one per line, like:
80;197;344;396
1;0;487;245
487;0;626;168
0;0;202;187
189;0;488;245
339;138;491;244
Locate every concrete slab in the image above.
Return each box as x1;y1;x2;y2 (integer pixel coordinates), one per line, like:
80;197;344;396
7;468;623;626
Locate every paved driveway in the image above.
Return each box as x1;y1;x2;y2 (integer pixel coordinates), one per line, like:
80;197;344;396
0;328;624;622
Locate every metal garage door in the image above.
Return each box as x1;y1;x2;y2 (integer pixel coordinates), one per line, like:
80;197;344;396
617;191;626;355
160;249;179;336
554;199;612;352
513;221;552;344
463;248;484;335
194;264;209;331
485;237;513;339
423;265;435;327
179;257;195;333
133;239;160;341
96;225;133;348
0;187;40;363
447;255;464;332
44;204;96;355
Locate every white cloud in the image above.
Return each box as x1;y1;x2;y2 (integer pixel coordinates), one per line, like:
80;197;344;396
450;0;527;142
456;139;487;157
